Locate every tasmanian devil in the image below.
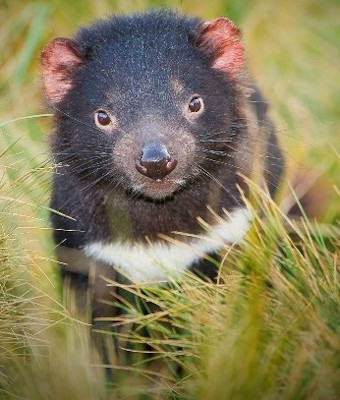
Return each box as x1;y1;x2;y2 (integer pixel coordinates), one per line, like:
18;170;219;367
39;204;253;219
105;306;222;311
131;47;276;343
41;10;284;319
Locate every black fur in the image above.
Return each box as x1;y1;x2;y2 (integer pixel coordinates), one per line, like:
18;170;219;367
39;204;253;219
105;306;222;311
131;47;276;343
43;11;284;322
50;11;250;249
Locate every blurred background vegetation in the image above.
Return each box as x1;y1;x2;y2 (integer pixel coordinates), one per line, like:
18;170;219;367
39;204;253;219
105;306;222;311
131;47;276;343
0;0;339;399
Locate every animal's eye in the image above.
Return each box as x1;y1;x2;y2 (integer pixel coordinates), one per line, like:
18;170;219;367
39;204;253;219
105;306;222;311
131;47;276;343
95;110;111;127
188;96;203;113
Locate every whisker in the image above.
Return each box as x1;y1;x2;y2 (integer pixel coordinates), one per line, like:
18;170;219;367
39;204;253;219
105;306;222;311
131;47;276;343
194;163;242;207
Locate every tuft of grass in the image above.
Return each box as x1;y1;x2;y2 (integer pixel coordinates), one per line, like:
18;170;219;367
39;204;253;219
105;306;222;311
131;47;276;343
183;186;339;400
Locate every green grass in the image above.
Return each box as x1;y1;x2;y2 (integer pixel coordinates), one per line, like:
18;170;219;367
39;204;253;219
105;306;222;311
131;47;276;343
0;0;339;399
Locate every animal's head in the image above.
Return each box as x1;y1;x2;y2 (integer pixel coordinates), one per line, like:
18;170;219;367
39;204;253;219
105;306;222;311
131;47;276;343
41;11;248;201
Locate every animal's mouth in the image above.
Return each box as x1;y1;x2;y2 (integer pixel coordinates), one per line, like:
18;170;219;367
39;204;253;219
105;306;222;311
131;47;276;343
128;175;185;201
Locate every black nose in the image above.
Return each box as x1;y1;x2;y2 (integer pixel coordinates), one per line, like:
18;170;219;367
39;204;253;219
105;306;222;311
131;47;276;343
135;142;177;180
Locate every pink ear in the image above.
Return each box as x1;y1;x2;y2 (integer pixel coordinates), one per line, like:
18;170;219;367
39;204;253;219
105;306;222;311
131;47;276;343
41;38;84;104
196;18;245;79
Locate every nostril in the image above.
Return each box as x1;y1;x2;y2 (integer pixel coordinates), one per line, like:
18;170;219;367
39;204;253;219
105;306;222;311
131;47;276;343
164;158;177;174
135;142;177;180
135;160;148;176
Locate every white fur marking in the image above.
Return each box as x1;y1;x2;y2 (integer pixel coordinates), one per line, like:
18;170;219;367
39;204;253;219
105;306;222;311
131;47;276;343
84;207;251;283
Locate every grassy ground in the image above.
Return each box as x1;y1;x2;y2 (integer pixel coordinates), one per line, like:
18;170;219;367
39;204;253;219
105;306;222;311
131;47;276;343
0;0;339;399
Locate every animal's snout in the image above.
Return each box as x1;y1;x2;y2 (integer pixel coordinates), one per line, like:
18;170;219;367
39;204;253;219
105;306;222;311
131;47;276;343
135;141;177;180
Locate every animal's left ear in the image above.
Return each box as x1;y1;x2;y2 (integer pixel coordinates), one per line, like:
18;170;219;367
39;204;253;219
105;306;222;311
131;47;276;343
195;18;245;79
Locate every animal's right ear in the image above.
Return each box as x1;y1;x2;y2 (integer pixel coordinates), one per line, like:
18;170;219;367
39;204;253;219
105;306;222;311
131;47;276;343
41;38;84;104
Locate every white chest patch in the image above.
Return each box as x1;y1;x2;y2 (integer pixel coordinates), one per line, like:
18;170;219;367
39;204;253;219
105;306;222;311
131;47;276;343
84;207;251;283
